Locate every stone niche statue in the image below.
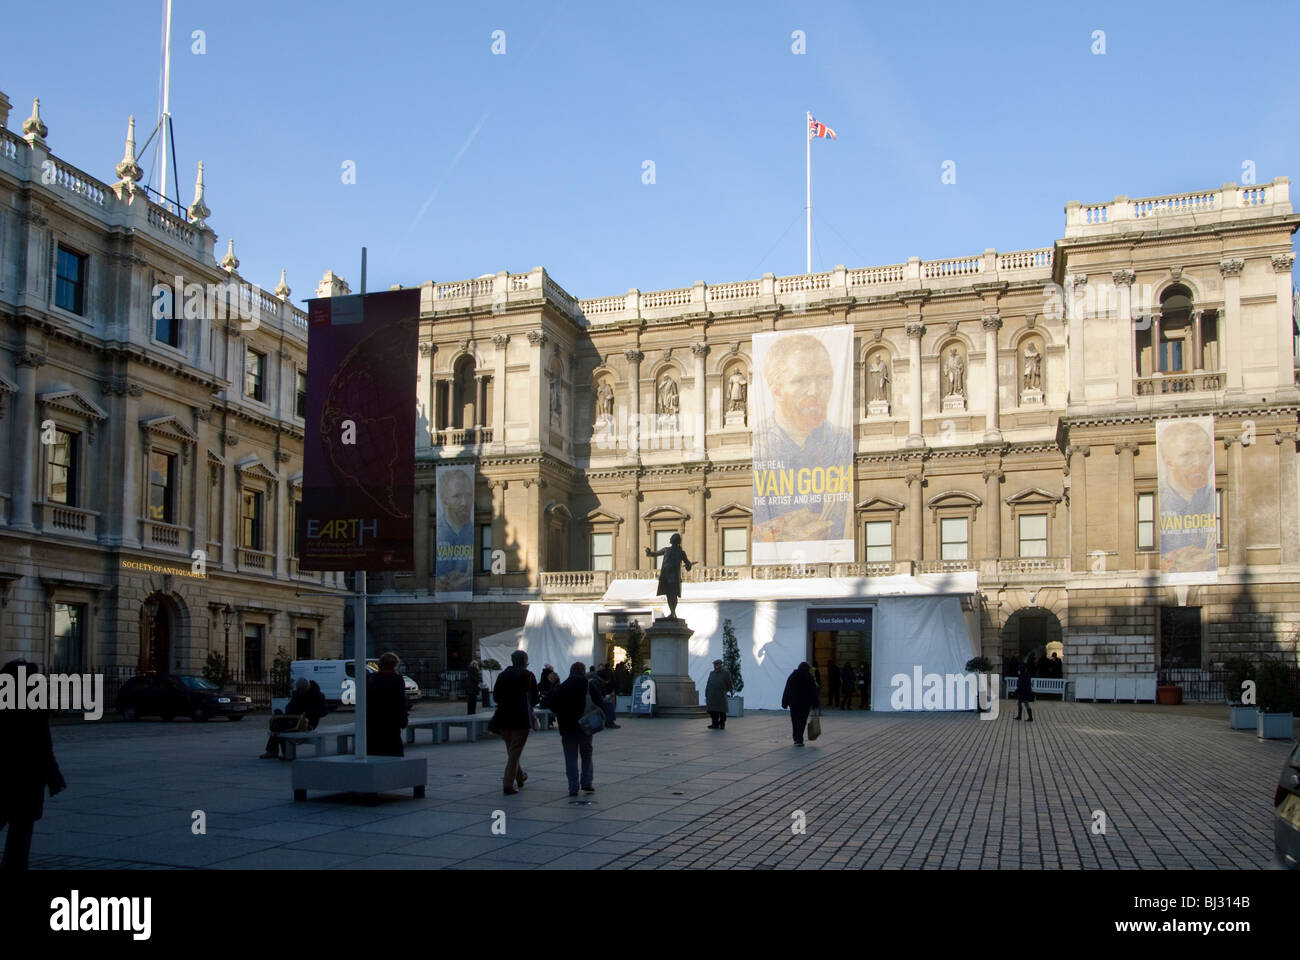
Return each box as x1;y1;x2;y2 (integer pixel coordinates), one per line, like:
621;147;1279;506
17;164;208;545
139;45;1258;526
942;346;966;398
725;367;748;426
657;376;679;417
595;379;615;422
866;353;891;418
1022;342;1042;392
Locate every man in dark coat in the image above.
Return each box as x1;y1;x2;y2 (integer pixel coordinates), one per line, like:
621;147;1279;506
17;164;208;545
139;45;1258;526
646;533;693;619
781;661;821;746
704;659;732;730
597;665;620;728
262;677;329;759
367;652;409;756
464;660;483;715
1015;656;1035;722
840;662;856;709
492;650;537;794
827;660;841;709
540;663;599;796
0;659;67;869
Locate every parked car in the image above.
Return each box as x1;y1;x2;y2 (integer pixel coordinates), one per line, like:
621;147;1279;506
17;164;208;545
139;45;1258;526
1273;738;1300;869
290;659;420;708
116;674;253;722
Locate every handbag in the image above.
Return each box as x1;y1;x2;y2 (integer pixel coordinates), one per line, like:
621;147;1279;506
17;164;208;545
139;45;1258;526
806;708;822;741
578;694;605;736
270;713;309;734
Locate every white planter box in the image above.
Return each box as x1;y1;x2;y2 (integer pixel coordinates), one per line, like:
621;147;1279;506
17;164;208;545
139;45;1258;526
616;695;632;715
1258;712;1294;740
726;696;744;718
1229;704;1259;730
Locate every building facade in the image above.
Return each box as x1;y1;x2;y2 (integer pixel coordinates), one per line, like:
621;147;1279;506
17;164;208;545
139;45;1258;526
0;90;347;680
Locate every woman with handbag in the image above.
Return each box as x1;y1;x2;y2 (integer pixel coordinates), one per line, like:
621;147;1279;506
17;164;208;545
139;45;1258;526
780;661;821;747
540;663;601;796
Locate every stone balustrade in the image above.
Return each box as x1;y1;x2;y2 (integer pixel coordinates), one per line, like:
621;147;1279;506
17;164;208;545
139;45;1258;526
1064;178;1291;237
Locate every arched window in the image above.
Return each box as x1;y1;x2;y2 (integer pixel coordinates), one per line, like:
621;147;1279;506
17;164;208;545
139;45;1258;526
452;356;476;429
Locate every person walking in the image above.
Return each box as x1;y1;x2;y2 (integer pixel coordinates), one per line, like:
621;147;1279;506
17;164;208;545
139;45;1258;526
541;663;600;796
1015;656;1035;722
464;660;483;715
705;658;732;730
262;676;328;759
367;652;409;756
781;661;821;746
840;661;856;710
492;650;537;794
859;662;871;710
597;665;620;728
0;659;67;870
827;660;841;709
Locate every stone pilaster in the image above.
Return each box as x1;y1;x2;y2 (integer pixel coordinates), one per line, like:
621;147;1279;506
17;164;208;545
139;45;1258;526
1112;270;1136;400
691;341;709;457
1225;436;1246;571
1065;274;1087;404
1114;442;1138;570
1271;253;1296;391
982;314;1002;441
1220;259;1244;394
492;333;509;444
905;322;924;447
1277;430;1299;565
625;349;644;457
983;467;1002;559
906;469;924;562
10;352;43;532
1066;445;1090;570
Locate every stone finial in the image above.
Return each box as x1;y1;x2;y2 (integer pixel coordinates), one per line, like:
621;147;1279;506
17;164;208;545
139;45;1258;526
187;161;211;226
274;268;291;300
316;270;351;298
220;238;240;273
115;116;143;184
22;98;47;144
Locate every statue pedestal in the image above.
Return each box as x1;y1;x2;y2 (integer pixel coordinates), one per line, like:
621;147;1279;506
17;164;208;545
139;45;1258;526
1019;388;1043;406
724;410;747;428
942;395;967;413
867;400;890;418
646;616;707;717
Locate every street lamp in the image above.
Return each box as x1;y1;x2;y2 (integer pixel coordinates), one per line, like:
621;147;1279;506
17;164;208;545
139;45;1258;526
143;597;160;672
222;603;235;686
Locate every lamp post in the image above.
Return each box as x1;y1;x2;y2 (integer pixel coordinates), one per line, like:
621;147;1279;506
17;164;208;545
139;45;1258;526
222;603;234;687
143;597;160;673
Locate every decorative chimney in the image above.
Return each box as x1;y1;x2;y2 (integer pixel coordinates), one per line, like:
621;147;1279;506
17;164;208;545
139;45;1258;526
22;97;47;146
220;238;240;273
316;270;351;298
187;161;210;226
274;268;291;301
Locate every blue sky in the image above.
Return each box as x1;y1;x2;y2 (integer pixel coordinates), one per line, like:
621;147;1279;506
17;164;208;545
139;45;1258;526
5;0;1296;300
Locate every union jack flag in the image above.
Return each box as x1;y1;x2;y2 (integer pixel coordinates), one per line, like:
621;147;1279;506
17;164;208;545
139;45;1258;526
808;115;836;140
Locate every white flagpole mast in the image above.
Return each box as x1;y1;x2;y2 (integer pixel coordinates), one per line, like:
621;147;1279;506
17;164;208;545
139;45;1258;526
158;0;174;208
805;111;812;275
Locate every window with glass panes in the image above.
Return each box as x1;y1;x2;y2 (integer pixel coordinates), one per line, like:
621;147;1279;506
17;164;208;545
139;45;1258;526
52;603;85;673
865;521;892;562
296;369;308;418
148;451;176;523
241;489;263;550
1018;514;1048;557
46;429;78;505
244;624;264;679
152;280;180;347
1137;493;1155;550
245;349;266;401
480;524;494;572
55;246;86;314
722;527;748;566
296;627;314;660
653;529;675;569
939;517;968;560
591;532;614;571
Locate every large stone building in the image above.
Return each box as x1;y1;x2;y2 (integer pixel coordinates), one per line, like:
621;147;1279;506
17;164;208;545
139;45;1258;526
0;90;347;681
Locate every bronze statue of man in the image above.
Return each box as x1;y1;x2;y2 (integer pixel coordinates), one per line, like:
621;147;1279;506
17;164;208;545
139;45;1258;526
646;533;693;619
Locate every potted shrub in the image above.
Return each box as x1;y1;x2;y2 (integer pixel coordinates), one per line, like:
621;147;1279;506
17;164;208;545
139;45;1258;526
722;619;745;717
965;656;994;713
479;658;502;708
1256;658;1295;740
1222;657;1258;730
1156;682;1183;705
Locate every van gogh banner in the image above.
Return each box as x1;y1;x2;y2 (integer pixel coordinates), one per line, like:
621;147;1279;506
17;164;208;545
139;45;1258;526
434;463;475;600
299;288;420;571
1156;416;1217;582
751;326;854;563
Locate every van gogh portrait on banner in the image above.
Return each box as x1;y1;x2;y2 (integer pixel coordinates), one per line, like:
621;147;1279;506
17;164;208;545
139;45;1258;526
434;463;475;600
1156;416;1218;582
751;327;854;563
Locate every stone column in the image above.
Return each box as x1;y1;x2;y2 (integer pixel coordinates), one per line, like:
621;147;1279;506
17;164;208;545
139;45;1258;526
274;472;287;577
1067;445;1090;571
1277;430;1299;565
1065;274;1087;404
489;479;507;581
906;469;924;563
416;342;433;451
527;330;547;446
492;333;509;443
10;352;43;532
983;467;1002;560
413;482;431;591
691;341;709;458
1220;259;1244;394
625;349;644;457
905;322;924;448
689;483;705;568
982;314;1002;442
192;411;211;557
1113;270;1136;400
1115;442;1138;570
120;383;143;549
1226;436;1247;570
222;459;236;570
1272;254;1297;390
623;485;640;570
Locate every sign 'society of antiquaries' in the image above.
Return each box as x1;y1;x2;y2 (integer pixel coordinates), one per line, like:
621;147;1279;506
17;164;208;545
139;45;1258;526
298;288;421;571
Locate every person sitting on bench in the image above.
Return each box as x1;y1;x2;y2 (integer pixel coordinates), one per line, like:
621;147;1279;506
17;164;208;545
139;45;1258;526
262;677;328;759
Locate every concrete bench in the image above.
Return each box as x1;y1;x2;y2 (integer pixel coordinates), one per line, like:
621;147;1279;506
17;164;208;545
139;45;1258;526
277;724;355;761
403;714;496;745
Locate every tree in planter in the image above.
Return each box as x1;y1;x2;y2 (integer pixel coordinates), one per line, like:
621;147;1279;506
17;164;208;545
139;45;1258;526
270;647;293;698
479;658;502;705
202;651;230;688
1222;657;1256;705
722;619;744;696
965;657;994;712
1256;658;1295;714
623;622;644;690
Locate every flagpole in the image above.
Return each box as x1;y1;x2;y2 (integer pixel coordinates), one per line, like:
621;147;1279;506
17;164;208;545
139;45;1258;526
805;111;812;275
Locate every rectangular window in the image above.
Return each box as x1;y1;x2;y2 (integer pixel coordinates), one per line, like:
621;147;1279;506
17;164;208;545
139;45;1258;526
148;451;176;524
52;603;85;673
653;529;675;570
46;429;79;506
939;517;968;561
480;523;494;572
1160;606;1202;669
295;369;308;418
722;527;749;567
245;348;266;401
1018;514;1048;558
241;489;263;551
1215;488;1224;549
243;624;264;679
591;532;614;571
55;246;86;314
865;521;892;563
1137;493;1155;550
152;279;181;347
295;627;314;661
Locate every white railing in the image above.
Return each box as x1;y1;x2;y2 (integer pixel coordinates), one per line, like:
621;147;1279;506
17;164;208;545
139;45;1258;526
707;280;761;302
436;278;491;300
579;295;625;316
1133;190;1217;218
147;202;196;242
996;248;1053;272
1135;371;1223;396
145;521;183;548
848;264;906;287
238;548;270;571
642;286;693;309
776;272;833;294
917;559;976;573
1067;179;1289;236
42;502;98;538
997;557;1068;575
0;129;18;161
51;160;107;207
923;256;982;279
290;307;308;330
509;273;533;291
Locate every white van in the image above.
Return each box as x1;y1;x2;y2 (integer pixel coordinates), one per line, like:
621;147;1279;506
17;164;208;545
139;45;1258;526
290;660;420;709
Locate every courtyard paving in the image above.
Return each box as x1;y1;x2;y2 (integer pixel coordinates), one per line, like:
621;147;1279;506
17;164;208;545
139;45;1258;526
27;699;1293;870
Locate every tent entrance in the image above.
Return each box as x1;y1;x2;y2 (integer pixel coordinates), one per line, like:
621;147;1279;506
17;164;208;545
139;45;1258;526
808;607;873;708
594;610;654;669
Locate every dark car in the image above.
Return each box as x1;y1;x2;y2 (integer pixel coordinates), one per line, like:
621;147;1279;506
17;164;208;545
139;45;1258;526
1273;738;1300;869
116;674;253;722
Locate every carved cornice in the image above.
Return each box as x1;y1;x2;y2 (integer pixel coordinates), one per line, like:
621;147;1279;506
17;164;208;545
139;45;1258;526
624;348;644;364
904;322;925;340
1271;253;1296;273
492;333;510;348
222;432;239;447
981;467;1003;481
526;330;548;347
418;341;434;357
1276;429;1299;446
1065;444;1091;458
1219;258;1245;278
1064;273;1088;289
194;407;212;422
690;341;710;358
1111;270;1136;287
17;351;46;368
18;210;49;227
1113;441;1140;455
981;314;1002;331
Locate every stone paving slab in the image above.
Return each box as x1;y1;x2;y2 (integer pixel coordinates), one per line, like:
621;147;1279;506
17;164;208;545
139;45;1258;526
24;701;1293;870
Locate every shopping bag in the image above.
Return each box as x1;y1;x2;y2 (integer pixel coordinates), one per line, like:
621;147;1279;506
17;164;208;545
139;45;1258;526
806;709;822;741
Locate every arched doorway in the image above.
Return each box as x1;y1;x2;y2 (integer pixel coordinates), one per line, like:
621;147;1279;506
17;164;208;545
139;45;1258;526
139;594;173;674
1001;606;1064;677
